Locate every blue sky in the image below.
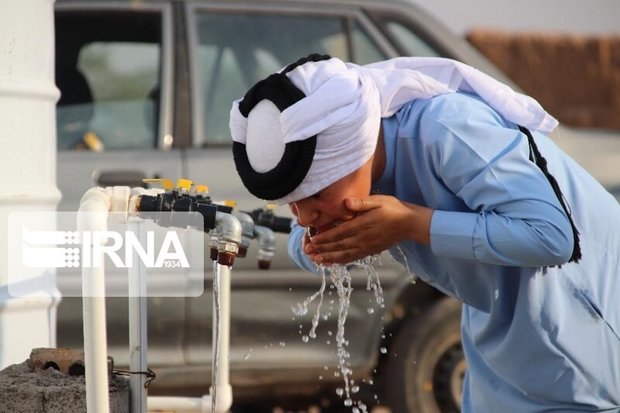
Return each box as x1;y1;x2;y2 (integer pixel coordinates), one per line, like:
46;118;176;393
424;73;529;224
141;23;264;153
410;0;620;36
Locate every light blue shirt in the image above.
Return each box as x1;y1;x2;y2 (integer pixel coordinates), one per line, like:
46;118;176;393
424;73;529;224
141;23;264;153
289;92;620;412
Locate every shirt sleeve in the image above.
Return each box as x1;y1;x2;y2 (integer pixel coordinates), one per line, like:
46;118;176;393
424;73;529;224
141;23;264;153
422;94;574;267
287;223;320;273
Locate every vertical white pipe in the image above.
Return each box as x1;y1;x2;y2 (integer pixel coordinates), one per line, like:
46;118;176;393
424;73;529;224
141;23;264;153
213;263;230;387
129;219;148;413
78;189;112;413
0;0;61;368
212;263;232;412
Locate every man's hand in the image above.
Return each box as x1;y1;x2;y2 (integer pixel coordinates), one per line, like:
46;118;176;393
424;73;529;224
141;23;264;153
304;195;433;265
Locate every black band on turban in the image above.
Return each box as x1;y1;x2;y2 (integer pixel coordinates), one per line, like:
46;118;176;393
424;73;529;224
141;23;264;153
232;53;331;200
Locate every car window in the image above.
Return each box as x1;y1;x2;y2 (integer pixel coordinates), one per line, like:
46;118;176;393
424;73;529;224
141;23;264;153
191;11;387;146
373;17;441;58
55;10;162;151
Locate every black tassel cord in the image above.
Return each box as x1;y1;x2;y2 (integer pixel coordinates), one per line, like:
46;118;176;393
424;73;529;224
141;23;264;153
518;125;582;264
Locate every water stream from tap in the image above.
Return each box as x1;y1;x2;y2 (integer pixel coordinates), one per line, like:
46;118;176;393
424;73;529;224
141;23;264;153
212;262;221;413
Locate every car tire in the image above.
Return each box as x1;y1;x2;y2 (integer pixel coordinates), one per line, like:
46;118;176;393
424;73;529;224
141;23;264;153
378;297;465;413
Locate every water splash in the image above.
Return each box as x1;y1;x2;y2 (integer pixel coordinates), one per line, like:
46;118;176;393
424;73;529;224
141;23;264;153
291;268;326;340
394;245;416;283
353;255;385;308
293;256;384;413
327;264;354;401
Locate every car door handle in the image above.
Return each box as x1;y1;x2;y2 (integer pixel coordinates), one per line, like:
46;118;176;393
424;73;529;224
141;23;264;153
93;170;150;188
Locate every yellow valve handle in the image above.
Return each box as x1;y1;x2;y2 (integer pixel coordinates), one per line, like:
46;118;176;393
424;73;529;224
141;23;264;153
83;131;104;153
222;200;237;207
195;184;209;194
176;178;193;191
143;178;175;190
266;202;277;210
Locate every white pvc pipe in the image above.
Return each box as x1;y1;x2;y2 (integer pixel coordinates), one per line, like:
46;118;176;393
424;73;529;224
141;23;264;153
212;262;233;411
78;187;113;413
148;396;210;412
128;219;148;413
78;186;237;413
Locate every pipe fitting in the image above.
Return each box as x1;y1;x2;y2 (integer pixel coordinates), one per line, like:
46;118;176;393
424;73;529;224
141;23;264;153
208;233;219;262
253;225;276;270
232;212;255;258
214;211;242;246
129;187;163;217
212;212;242;267
217;242;239;267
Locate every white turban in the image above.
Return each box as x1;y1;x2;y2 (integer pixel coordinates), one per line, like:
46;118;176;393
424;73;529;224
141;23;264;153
230;55;558;205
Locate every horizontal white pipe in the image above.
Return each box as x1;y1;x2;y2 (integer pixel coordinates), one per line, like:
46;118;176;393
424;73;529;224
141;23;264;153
148;396;206;412
148;385;232;413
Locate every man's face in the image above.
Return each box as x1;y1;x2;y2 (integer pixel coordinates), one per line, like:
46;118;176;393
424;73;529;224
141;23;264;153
289;157;373;233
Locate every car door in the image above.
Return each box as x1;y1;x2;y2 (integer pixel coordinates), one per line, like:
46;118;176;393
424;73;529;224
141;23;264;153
54;2;188;368
181;0;412;391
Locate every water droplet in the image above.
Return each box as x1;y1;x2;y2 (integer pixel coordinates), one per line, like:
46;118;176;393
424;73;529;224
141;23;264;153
302;335;309;343
323;366;329;370
279;341;286;347
243;353;251;360
318;375;323;380
380;347;387;354
336;388;344;396
368;379;374;385
352;408;360;413
367;307;374;314
351;385;360;394
344;398;353;407
327;330;333;336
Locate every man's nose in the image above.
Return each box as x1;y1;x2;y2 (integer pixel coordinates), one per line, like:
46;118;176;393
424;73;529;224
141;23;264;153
291;200;318;227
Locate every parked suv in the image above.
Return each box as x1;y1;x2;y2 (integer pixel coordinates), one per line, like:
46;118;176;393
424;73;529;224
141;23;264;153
54;1;620;412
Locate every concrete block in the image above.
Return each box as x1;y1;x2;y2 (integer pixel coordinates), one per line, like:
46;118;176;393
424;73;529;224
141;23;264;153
0;348;129;413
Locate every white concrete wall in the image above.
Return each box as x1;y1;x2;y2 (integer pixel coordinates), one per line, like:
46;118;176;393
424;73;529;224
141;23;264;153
0;0;62;368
